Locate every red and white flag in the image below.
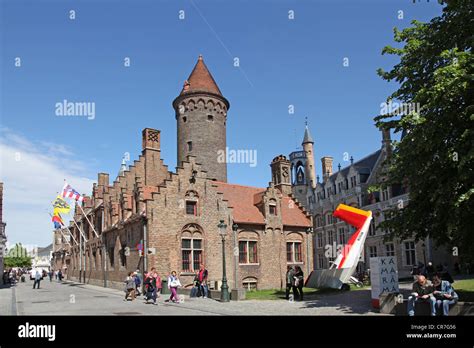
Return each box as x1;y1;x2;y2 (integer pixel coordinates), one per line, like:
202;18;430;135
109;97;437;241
61;182;84;202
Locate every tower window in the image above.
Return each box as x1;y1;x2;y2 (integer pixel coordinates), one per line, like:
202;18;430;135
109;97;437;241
182;116;187;123
207;115;214;121
269;204;277;216
187;141;193;151
186;201;197;215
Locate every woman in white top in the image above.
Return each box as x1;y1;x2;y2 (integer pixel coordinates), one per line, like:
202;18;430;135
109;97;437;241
168;271;181;303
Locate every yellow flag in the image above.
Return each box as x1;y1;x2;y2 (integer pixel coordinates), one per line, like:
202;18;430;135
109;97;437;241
52;195;71;214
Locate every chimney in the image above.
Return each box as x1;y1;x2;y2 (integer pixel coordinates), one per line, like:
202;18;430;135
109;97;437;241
142;128;160;152
321;157;333;180
98;173;109;187
381;127;392;157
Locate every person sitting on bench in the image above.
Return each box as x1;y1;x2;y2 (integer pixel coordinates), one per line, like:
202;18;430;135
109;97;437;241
408;275;436;316
432;273;458;316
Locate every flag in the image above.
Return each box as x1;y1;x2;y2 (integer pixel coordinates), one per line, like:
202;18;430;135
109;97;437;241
52;212;64;230
62;182;84;202
52;195;71;214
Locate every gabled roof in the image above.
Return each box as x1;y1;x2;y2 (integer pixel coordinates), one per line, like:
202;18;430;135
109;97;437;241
323;149;382;184
213;182;311;227
180;55;223;97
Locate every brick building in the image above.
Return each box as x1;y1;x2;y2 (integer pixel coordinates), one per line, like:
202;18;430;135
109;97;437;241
289;127;455;279
52;56;312;292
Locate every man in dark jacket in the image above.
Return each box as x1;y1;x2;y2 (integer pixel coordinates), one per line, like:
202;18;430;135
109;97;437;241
407;275;436;316
285;266;295;300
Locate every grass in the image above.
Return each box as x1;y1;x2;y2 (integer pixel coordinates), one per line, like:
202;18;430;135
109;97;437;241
453;278;474;302
244;284;370;300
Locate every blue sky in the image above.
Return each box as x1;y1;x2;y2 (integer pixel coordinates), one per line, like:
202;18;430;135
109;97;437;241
0;0;443;246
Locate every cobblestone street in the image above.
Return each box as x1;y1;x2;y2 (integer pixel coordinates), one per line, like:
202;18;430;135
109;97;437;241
0;278;387;316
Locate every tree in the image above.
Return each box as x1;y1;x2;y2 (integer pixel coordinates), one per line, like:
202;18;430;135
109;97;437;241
375;0;474;262
4;243;32;268
4;256;32;268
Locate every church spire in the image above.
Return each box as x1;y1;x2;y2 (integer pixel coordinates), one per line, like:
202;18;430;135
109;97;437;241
302;118;314;144
301;120;316;189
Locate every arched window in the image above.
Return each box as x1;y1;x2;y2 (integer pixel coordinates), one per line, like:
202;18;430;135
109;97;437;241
238;231;259;264
286;233;304;263
185;190;199;216
181;224;203;272
295;161;305;185
269;199;277;216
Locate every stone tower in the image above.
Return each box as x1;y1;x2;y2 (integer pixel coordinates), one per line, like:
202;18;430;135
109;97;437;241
271;155;292;195
302;125;316;190
173;55;230;182
290;124;316;208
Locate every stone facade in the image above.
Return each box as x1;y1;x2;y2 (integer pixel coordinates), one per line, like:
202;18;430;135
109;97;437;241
52;57;312;292
289;128;455;280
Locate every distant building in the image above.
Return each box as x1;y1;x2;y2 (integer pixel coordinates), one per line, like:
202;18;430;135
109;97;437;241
289;127;454;279
32;244;53;271
0;183;7;283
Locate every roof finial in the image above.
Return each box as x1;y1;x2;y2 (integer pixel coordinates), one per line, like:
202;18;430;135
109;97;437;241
338;163;341;171
350;156;354;165
305;116;308;127
198;54;203;60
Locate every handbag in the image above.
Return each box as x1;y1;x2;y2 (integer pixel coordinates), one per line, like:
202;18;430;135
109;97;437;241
170;279;179;288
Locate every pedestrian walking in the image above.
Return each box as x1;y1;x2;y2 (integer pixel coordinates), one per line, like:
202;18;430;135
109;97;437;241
198;263;208;298
286;266;295;300
48;270;53;282
33;270;42;289
143;272;158;305
58;270;63;282
168;271;181;303
149;268;162;299
294;266;304;301
124;272;136;301
134;270;142;296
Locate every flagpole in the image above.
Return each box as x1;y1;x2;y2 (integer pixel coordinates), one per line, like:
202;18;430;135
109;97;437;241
48;212;76;246
79;226;83;283
76;202;100;239
63;225;78;246
71;216;88;243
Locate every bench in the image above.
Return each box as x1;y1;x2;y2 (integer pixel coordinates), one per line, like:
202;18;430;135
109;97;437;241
395;299;474;316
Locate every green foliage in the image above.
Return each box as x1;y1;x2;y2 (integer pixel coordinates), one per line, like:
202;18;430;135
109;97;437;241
7;243;29;258
375;0;474;261
4;256;32;268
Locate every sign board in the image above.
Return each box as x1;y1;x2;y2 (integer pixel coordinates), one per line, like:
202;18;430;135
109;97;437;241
369;256;399;308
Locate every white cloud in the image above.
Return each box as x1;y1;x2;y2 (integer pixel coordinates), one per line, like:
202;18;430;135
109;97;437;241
0;128;95;247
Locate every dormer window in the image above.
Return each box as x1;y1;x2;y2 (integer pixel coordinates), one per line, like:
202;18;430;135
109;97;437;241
269;204;277;216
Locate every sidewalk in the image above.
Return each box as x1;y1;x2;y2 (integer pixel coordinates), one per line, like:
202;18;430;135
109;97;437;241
0;283;16;315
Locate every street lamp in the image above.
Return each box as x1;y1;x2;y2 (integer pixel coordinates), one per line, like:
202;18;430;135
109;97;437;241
218;220;230;302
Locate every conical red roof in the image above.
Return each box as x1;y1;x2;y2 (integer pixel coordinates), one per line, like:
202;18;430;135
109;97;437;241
180;55;223;96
